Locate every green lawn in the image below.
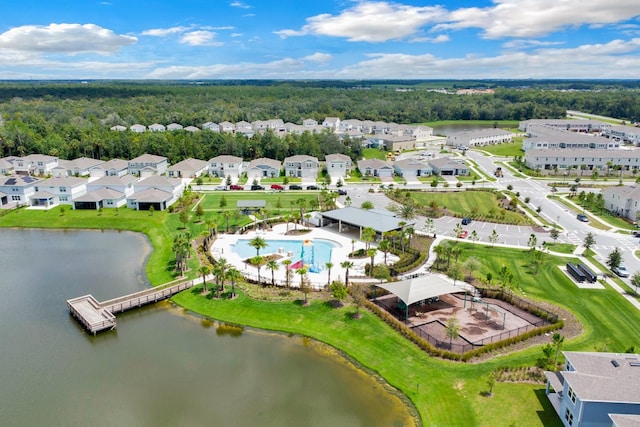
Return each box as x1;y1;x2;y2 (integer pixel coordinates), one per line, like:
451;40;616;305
407;190;532;224
199;191;321;212
475;141;524;157
544;242;577;254
422;120;520;128
362;147;387;160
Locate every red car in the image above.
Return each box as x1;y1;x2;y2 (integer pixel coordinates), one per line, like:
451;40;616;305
457;230;468;239
229;184;243;190
270;184;284;191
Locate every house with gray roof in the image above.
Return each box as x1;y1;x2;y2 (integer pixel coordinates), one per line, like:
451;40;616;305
90;158;129;178
325;153;353;179
219;121;235;133
320;206;415;239
246;157;282;180
428;157;470;176
524;148;640;174
603;185;640;221
148;123;166;132
0;158;15;175
446;128;512;148
522;125;619;152
202;122;220;132
127;175;184;211
53;157;104;177
167;158;208;178
284;155;319;179
544;351;640;427
130;124;146;133
166;123;183;131
73;188;127;210
29;176;87;208
110;125;127;131
13;154;59;176
393;159;432;178
128;153;168;177
322;117;341;131
209;155;244;179
87;174;137;197
357;159;394;178
0;174;42;207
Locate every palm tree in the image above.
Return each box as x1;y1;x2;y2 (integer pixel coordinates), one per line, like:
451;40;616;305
367;248;377;276
296;266;308;289
226;268;242;299
552;333;565;367
325;262;334;286
341;260;354;286
399;203;416;222
266;259;279;287
361;227;376;250
197;264;211;293
378;240;391;264
282;259;293;289
252;256;264;284
249;236;268;256
215;258;230;295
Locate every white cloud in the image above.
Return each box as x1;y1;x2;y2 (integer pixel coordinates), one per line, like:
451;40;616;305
230;1;251;9
275;1;448;42
142;26;190;37
440;0;640;39
410;34;450;43
502;39;564;49
303;52;332;63
0;23;136;55
147;58;304;79
180;31;222;46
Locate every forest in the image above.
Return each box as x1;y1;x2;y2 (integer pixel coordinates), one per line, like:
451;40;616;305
0;80;638;163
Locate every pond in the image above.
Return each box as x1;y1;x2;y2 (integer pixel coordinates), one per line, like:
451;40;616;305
0;228;415;427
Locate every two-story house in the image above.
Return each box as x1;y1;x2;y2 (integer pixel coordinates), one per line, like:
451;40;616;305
325;153;353;179
246;157;282;180
208;155;244;180
128;154;168;177
13;154;59;176
29;176;87;208
284;155;319;180
74;175;138;210
0;174;42;207
167;158;209;179
90;158;129;178
545;351;640;427
127;175;184;211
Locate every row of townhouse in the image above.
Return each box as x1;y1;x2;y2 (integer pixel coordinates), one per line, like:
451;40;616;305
446;128;513;148
523;148;640;173
519;119;640;149
111;117;434;142
0;173;184;211
602;185;640;221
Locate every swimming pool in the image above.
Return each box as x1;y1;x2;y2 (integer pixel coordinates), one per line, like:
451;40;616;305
232;238;338;271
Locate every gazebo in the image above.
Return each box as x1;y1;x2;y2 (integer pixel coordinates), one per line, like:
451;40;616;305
376;275;465;322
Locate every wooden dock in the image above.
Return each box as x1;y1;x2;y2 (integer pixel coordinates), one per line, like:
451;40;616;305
67;280;195;334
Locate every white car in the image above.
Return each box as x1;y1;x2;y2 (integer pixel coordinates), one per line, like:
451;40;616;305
612;265;630;278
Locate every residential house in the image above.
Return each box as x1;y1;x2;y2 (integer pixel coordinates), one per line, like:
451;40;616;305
303;118;318;127
184;126;200;133
0;158;15;175
29;176;87;208
357;159;394;178
524;148;640;174
148;123;166;132
202;122;220;132
322;117;341;132
208;155;244;180
405;125;434;141
128;153;169;177
374;135;417;152
446;128;513;148
235;121;254;137
603;185;640;221
246;157;282;180
53;157;104;177
130;124;147;132
544;351;640;427
393;159;432;178
167;158;209;179
284;155;319;179
167;123;183;131
13;154;59;176
0;174;42;207
219;121;235;133
127;175;184;211
519;119;608;134
603;125;640;146
325;153;353;179
428;158;470;176
110;125;127;131
522;125;619;152
90;158;129;178
74;175;138;210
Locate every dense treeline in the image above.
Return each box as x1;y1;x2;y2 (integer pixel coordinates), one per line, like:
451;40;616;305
0;81;638;162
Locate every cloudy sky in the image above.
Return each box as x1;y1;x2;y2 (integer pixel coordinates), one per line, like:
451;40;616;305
0;0;639;80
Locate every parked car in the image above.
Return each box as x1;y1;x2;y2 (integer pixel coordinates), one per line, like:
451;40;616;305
457;230;468;239
336;189;347;196
306;185;319;190
461;217;472;225
270;184;284;191
214;185;227;191
612;265;630;278
250;185;265;191
289;184;303;190
632;231;640;237
229;184;243;190
577;213;589;222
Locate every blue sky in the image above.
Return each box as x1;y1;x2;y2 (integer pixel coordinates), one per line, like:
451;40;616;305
0;0;638;79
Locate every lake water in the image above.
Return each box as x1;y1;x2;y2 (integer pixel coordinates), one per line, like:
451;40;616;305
0;228;415;427
432;123;499;136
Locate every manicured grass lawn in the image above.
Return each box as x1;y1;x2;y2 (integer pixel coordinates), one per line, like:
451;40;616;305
362;147;387;160
407;190;532;224
544;242;577;254
199;191;321;212
475;141;524;157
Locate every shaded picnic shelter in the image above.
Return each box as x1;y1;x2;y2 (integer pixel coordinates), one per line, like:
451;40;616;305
376;275;464;322
319;206;415;239
237;199;266;215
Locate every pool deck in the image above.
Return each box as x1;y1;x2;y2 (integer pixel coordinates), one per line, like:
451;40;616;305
211;223;399;289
